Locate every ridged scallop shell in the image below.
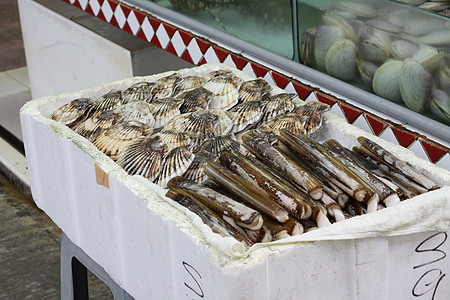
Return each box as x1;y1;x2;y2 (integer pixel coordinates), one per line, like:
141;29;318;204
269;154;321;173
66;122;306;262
150;97;183;128
204;70;235;81
50;98;94;128
152;130;191;151
74;109;123;141
195;133;241;157
163;109;233;139
172;75;205;95
204;76;242;111
116;135;169;181
292;101;330;135
260;93;296;124
92;120;153;160
261;114;306;136
154;146;195;188
92;89;122;113
182;150;216;183
238;78;272;102
177;87;214;113
118;101;155;127
150;73;183;101
121;82;153;104
227;101;264;133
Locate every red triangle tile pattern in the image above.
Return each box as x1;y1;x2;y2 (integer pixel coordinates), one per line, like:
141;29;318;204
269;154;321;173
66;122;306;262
67;0;449;164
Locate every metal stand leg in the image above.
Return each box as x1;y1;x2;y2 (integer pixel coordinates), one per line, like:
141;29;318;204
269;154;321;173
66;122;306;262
60;233;134;300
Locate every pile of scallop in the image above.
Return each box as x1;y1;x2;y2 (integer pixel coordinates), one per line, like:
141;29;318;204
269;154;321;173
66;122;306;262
50;69;441;247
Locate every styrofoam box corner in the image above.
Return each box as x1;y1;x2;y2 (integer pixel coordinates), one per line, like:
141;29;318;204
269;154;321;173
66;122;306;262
20;64;450;299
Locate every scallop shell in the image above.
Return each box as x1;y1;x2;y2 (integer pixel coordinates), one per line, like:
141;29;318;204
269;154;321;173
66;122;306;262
118;101;155;126
204;70;235;81
152;130;191;151
172;75;205;95
121;82;153;104
204;76;243;111
92;89;122;113
238;78;272;102
154;146;195;188
261;93;296;124
227;101;264;133
150;97;183;128
182;150;216;183
261;114;306;136
292;101;330;135
150;73;183;101
92;120;153;160
74;109;123;141
177;87;214;113
163;109;233;139
116;135;169;181
50;98;94;128
195;133;241;157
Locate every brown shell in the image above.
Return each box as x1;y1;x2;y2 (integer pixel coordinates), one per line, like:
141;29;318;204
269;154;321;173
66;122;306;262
177;87;214;113
92;120;153;160
117;135;169;181
92;89;122;113
292;101;330;135
261;113;306;136
150;73;183;101
118;101;155;127
74;109;123;141
195;133;241;157
204;70;235;81
203;76;242;111
121;82;153;104
182;150;216;183
238;78;272;102
150;97;183;128
152;130;191;152
227;100;264;133
50;98;94;128
260;93;296;124
172;75;205;95
154;146;195;188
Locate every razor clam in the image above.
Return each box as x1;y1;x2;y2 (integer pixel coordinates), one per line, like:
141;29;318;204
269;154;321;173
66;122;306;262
321;192;345;222
357;136;438;191
399;59;433;113
300;27;316;66
92;89;122;113
428;88;450;124
167;177;264;230
228;100;264;133
238;78;272;102
152;130;190;152
245;226;273;243
74;109;123;142
155;146;194;188
284;216;304;236
241;130;323;200
204;160;290;223
121;82;153;104
182;150;216;183
92;120;152;161
219;150;313;220
390;39;420;61
204;76;243;111
261;215;290;241
177;87;214;113
314;25;346;70
116;135;168;181
325;39;358;81
196;134;241;157
344;198;367;217
172;75;205;95
260;93;296;124
163;109;233;141
291;100;330;135
50;98;94;128
372;60;403;103
166;191;254;248
118;101;155;126
150;97;183;128
150;73;183;101
278;130;371;202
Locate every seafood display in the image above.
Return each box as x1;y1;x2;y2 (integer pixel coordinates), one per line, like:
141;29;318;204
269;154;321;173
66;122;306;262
49;66;442;248
298;0;449;125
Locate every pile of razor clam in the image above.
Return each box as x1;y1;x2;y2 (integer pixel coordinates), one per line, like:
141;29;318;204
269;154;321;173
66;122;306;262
50;69;441;247
300;1;449;124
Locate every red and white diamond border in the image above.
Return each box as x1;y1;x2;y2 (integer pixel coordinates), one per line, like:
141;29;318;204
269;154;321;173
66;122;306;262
63;0;449;167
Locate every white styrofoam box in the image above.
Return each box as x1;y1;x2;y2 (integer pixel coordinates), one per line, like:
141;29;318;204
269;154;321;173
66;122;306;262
20;64;450;299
